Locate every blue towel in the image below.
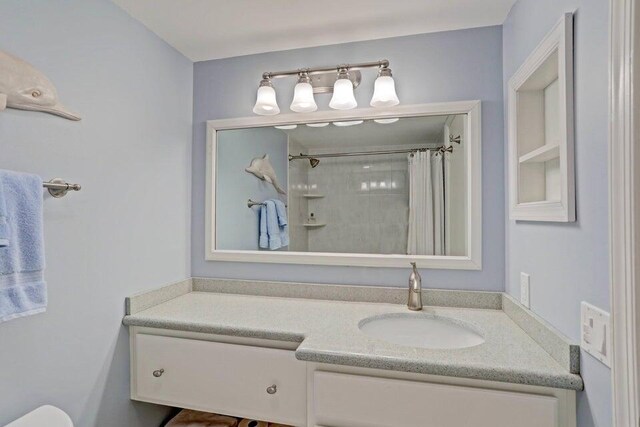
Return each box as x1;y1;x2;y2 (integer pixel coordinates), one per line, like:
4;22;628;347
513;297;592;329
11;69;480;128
258;200;289;250
264;200;281;250
259;204;269;249
0;170;47;323
273;199;289;247
0;176;8;247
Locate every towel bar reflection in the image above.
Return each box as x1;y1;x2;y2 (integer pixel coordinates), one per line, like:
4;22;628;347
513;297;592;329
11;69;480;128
247;199;287;208
43;178;81;198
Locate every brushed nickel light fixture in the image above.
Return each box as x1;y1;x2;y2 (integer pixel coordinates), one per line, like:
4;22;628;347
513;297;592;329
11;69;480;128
252;78;279;115
329;68;358;110
290;71;317;112
252;59;399;115
370;67;400;107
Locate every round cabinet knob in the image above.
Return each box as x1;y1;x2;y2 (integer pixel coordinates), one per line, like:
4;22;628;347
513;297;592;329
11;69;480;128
266;384;277;395
152;369;164;378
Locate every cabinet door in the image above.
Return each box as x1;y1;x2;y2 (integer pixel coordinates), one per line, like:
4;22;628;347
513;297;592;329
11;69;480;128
133;333;307;426
313;371;558;427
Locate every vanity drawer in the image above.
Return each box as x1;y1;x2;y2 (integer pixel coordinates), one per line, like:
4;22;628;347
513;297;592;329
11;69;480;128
133;333;307;426
312;371;559;427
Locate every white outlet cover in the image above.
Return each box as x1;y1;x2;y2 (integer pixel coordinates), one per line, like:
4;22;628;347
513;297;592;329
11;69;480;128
581;302;611;367
520;272;530;308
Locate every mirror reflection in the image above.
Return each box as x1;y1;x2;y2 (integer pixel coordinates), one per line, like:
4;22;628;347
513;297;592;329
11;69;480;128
215;114;467;256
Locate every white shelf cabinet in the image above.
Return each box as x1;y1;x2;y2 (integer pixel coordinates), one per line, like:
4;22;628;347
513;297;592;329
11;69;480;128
508;13;575;222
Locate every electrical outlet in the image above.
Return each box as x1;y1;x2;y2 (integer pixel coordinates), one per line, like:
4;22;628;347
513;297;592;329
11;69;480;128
581;302;611;367
520;273;530;308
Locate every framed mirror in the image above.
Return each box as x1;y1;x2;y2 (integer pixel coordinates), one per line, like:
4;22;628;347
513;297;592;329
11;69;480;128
206;101;481;269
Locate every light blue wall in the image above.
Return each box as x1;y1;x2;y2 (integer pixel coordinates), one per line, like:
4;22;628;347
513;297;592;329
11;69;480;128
216;128;288;250
192;26;505;289
502;1;612;426
0;1;193;426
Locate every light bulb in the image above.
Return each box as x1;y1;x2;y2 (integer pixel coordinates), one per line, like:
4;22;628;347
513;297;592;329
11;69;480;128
370;68;399;107
329;69;357;110
253;78;280;115
290;72;317;113
275;124;297;130
306;122;330;127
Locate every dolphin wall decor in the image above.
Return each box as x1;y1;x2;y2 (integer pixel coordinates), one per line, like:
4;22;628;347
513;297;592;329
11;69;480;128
245;154;287;195
0;50;81;121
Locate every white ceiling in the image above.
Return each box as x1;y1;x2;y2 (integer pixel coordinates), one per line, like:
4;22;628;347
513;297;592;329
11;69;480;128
112;0;516;62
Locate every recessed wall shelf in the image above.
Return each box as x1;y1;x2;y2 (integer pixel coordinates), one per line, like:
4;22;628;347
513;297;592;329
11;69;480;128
508;13;575;222
303;223;326;228
518;144;560;164
303;194;325;199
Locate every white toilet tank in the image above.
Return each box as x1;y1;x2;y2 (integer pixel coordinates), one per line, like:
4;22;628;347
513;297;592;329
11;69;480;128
4;405;73;427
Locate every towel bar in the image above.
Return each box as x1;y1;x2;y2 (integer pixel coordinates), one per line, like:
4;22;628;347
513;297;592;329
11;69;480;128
43;178;81;198
247;198;287;208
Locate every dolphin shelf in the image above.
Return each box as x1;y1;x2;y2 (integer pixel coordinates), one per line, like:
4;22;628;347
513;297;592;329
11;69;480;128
0;50;81;121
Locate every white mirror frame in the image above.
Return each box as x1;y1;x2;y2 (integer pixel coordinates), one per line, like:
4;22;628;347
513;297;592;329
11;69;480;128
205;100;482;269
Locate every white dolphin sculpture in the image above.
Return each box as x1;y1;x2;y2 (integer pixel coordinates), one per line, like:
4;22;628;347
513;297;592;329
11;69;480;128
245;154;287;195
0;50;81;121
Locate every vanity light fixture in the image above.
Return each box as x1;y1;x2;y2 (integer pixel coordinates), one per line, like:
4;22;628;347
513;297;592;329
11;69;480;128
252;59;399;116
374;118;400;124
329;68;357;110
274;124;297;130
306;122;330;128
290;72;317;112
370;67;400;107
253;78;280;115
333;120;364;127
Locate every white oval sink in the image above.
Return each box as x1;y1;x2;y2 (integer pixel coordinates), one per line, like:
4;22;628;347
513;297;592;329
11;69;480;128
359;313;485;350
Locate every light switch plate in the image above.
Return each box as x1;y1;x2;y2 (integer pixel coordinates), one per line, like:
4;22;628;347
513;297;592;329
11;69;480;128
520;273;530;308
581;302;611;367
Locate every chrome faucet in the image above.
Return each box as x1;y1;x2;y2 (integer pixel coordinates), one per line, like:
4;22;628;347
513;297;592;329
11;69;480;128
407;262;423;311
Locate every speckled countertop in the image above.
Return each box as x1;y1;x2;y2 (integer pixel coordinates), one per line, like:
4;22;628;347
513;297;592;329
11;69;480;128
123;291;583;391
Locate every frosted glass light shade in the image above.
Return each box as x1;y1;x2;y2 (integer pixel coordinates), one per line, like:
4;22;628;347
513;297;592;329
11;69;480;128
306;122;330;127
329;78;357;110
290;82;317;112
370;75;400;107
253;85;280;115
374;118;400;124
333;120;363;127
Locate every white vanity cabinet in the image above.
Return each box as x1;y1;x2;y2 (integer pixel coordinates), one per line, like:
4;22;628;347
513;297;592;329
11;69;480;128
130;329;307;426
129;327;576;427
309;369;571;427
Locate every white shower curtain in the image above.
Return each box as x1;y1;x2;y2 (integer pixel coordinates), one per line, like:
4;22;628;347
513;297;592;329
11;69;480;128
407;151;445;255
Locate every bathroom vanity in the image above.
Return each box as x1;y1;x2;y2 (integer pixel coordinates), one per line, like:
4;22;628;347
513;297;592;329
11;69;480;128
124;279;581;427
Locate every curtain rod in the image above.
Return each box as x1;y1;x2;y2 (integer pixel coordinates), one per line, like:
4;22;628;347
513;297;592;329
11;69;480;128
288;146;453;161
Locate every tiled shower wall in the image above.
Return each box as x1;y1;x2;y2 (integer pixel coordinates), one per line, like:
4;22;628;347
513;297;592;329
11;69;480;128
306;148;414;254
